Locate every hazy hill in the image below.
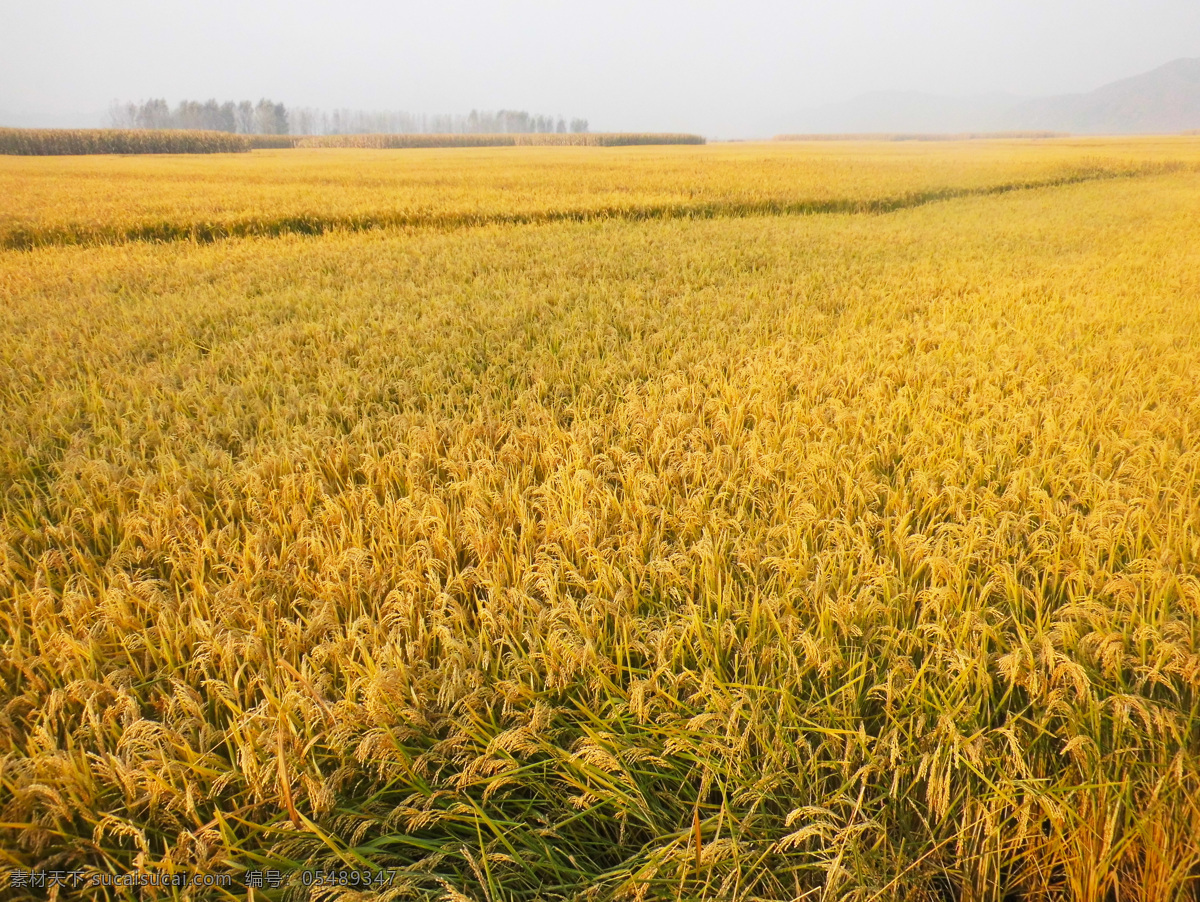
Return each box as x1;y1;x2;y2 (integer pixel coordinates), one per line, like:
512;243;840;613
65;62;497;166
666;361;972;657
1002;57;1200;134
785;58;1200;136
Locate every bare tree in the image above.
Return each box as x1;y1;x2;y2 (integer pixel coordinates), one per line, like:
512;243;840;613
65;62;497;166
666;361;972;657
235;101;256;134
108;101;137;128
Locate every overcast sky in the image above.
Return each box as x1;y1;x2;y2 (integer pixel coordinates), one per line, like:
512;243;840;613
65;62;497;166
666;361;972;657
2;0;1199;136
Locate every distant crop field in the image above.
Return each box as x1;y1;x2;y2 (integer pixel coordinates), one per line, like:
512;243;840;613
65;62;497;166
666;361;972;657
3;138;1196;250
0;127;250;155
0;128;705;158
294;132;706;149
2;139;1200;901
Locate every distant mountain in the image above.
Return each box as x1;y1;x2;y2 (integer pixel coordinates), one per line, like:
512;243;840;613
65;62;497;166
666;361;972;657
784;58;1200;136
1002;57;1200;134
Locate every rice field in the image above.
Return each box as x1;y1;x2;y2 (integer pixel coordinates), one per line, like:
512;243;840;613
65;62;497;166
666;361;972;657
1;139;1200;901
3;138;1197;250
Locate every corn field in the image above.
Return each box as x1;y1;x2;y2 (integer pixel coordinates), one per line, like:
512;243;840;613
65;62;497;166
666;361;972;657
293;133;706;149
247;135;303;150
0;128;251;156
1;139;1200;901
0;129;704;157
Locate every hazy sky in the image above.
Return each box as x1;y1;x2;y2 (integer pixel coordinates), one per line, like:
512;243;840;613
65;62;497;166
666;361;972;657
2;0;1199;135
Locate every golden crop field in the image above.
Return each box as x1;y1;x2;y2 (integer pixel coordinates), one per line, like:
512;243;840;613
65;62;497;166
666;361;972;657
4;138;1198;250
1;140;1200;901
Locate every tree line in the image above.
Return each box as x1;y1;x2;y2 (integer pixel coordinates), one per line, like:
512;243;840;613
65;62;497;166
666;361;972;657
289;108;589;136
109;99;289;134
109;99;588;136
